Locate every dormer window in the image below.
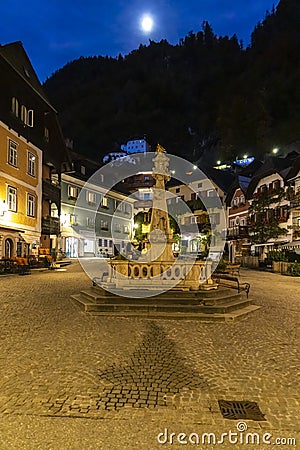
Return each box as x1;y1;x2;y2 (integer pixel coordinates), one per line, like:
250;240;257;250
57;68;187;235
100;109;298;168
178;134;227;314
21;105;27;123
11;97;19;117
20;105;34;126
27;110;34;127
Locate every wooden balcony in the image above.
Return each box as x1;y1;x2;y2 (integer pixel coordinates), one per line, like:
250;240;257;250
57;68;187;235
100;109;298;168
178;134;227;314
226;225;249;239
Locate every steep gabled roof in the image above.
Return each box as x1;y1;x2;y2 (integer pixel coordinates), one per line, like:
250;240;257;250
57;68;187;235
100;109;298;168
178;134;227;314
0;41;55;110
225;175;251;206
246;153;299;198
199;164;235;194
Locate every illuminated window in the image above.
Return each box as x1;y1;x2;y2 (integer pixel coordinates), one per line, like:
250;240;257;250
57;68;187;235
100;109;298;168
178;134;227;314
11;97;19;117
27;194;35;217
7;186;17;212
86;191;96;204
68;185;79;199
101;197;108;207
8;140;18;167
21;105;27;123
28;152;36;176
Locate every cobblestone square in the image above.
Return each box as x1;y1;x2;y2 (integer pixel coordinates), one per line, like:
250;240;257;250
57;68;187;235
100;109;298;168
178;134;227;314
0;262;299;449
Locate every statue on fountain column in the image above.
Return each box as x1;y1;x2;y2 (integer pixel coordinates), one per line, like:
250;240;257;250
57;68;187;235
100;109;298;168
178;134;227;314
146;144;175;262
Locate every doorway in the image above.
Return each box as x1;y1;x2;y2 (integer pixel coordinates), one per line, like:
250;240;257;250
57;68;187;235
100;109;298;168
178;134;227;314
4;238;14;258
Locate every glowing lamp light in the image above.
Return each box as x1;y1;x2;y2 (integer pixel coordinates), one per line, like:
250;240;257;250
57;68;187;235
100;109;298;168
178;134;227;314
0;200;8;216
193;165;197;170
133;223;139;229
273;147;279;154
243;154;248;159
217;160;221;165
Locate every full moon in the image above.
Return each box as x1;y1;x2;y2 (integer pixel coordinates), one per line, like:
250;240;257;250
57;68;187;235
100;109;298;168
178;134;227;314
141;15;153;33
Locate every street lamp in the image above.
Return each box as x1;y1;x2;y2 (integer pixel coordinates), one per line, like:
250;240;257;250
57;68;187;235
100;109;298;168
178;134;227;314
272;147;279;154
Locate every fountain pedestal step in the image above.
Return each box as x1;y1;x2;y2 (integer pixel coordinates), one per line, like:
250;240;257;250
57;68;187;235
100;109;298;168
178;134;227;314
71;285;260;322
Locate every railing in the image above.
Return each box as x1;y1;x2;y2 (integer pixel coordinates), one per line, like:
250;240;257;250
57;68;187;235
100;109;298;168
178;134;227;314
226;225;248;239
107;259;214;290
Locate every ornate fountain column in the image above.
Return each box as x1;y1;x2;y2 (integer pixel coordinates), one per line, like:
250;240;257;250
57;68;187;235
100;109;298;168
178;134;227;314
146;144;175;262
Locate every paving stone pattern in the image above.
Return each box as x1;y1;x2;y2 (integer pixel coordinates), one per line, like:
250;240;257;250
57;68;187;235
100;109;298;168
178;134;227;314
0;263;299;449
97;322;209;409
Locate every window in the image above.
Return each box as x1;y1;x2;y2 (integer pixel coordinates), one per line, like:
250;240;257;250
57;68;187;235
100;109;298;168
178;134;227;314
11;97;19;117
104;239;108;247
68;185;79;199
144;193;151;200
123;225;129;233
27;194;35;217
7;186;17;212
86;191;96;204
70;214;77;225
87;217;95;228
198;182;202;188
144;176;150;181
207;189;215;197
175;188;180;193
100;220;108;230
80;165;86;175
44;127;49;143
101;197;108;207
28;152;36;176
8;140;18;167
98;239;102;246
27;110;34;127
21;105;27;123
114;223;121;233
109;240;113;247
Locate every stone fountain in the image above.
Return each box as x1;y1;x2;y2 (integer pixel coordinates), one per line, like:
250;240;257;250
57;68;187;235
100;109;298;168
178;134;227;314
72;145;260;321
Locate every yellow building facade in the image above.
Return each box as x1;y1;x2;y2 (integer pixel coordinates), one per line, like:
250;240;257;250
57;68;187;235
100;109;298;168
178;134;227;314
0;121;42;258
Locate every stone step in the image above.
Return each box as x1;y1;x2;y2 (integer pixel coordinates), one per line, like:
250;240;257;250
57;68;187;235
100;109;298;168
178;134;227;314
70;294;260;322
79;287;243;306
71;293;253;315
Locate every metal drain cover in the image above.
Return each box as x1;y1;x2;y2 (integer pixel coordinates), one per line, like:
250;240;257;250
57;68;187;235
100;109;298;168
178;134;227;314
218;400;266;421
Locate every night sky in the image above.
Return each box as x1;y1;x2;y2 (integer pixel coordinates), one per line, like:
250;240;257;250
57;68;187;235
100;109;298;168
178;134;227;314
1;0;279;82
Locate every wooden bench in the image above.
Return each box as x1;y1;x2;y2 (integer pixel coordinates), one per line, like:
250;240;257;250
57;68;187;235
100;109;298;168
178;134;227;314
225;263;241;275
212;273;250;298
15;257;31;275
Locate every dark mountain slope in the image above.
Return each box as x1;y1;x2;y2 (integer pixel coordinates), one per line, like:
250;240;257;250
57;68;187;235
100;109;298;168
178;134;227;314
44;0;300;163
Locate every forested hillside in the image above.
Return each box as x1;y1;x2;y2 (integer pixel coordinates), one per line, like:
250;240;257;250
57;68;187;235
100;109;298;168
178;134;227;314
44;0;300;163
